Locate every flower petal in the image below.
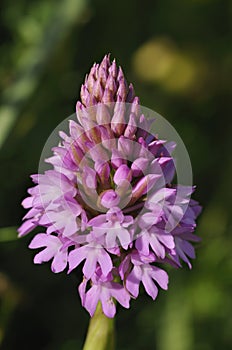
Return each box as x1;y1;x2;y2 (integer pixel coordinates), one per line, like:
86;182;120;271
83;250;98;279
126;266;141;298
98;249;113;276
18;220;37;237
110;283;130;309
142;272;158;300
51;249;68;273
33;248;55;264
68;246;87;272
100;288;116;318
84;285;100;317
150;266;169;290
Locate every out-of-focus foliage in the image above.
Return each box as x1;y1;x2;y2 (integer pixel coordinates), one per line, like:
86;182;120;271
0;0;231;349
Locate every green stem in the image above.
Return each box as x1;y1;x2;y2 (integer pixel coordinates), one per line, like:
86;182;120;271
83;303;115;350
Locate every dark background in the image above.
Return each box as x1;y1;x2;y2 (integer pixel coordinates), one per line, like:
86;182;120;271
0;0;231;349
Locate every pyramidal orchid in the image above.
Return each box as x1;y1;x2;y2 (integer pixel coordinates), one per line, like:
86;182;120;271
18;55;201;323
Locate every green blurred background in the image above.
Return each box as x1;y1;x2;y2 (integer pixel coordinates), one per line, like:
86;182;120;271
0;0;231;349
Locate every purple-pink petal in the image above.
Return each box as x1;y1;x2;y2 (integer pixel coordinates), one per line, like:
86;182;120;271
68;246;87;272
126;266;142;298
84;285;100;317
100;288;116;318
150;266;169;290
141;272;158;300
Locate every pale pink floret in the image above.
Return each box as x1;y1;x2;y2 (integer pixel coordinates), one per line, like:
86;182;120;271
29;234;70;273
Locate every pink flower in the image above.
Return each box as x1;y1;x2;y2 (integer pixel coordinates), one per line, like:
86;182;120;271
68;239;113;279
79;268;130;318
29;234;70;273
18;55;201;318
88;207;133;250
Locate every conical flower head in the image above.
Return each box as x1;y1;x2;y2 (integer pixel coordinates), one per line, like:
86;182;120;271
76;54;148;140
80;54;135;106
18;54;202;318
